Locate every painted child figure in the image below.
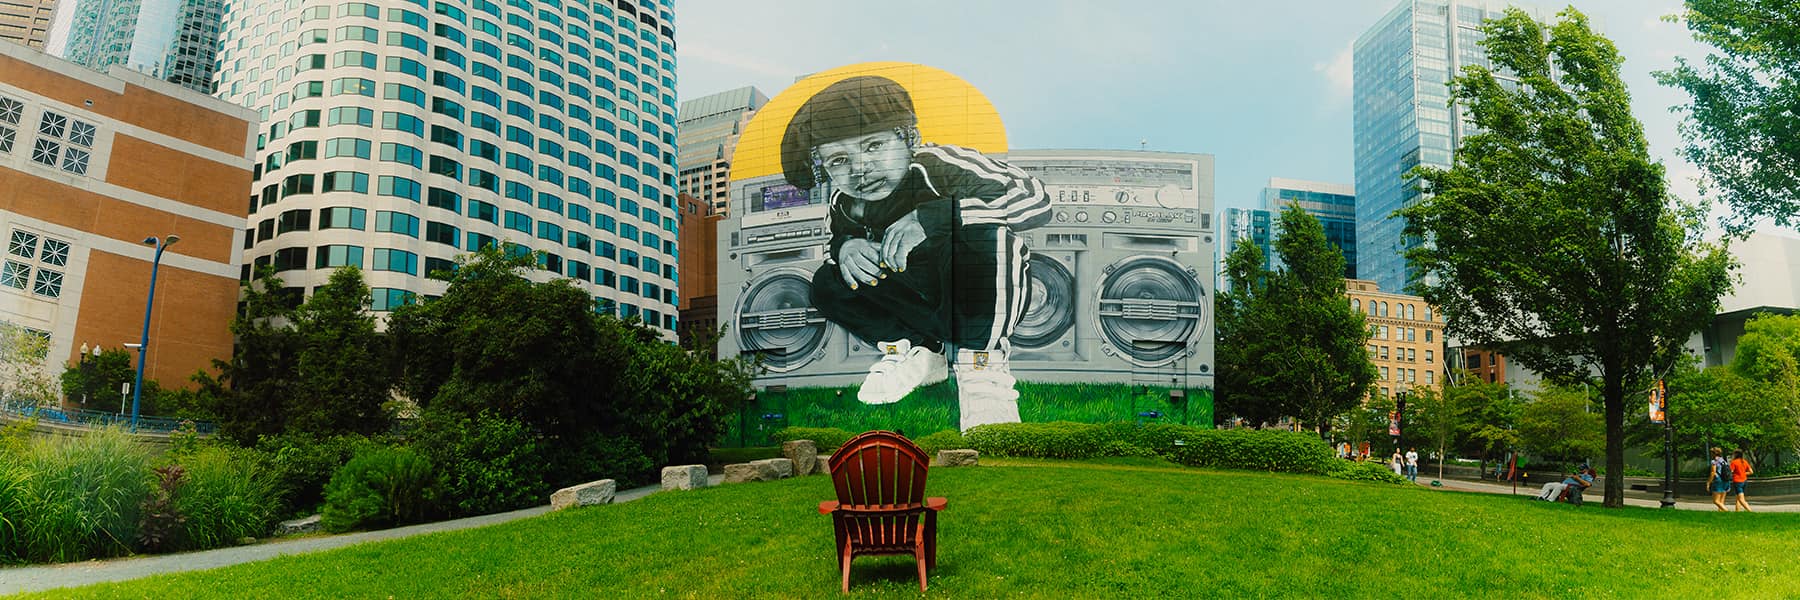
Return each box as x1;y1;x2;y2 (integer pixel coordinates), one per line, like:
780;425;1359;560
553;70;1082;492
780;75;1050;431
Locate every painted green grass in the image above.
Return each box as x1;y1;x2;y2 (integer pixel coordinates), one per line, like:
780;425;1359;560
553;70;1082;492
26;462;1800;599
725;382;1213;446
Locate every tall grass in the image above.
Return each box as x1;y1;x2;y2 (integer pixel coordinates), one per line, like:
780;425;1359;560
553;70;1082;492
174;446;282;550
7;428;153;563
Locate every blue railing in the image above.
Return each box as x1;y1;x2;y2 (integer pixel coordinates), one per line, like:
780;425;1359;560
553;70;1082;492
0;399;217;435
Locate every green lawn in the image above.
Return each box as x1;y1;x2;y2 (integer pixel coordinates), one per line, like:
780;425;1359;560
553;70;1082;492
22;462;1800;599
725;382;1214;446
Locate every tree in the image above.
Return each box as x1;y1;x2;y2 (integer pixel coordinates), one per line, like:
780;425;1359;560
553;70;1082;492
1516;384;1605;465
208;265;303;444
1657;0;1800;234
1401;8;1736;507
59;348;159;413
1631;362;1790;468
1715;313;1800;461
0;324;55;405
1215;206;1377;434
288;266;390;436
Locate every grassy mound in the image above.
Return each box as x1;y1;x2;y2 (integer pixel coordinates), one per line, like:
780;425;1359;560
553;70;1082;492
25;463;1800;598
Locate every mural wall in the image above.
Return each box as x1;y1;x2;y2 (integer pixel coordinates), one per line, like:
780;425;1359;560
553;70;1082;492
717;62;1213;437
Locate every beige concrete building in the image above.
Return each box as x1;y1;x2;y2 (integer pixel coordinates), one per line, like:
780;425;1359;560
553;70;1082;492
0;0;52;49
1346;278;1444;399
0;43;256;395
676;87;765;216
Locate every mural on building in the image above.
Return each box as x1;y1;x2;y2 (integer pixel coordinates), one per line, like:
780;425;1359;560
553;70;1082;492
717;62;1214;438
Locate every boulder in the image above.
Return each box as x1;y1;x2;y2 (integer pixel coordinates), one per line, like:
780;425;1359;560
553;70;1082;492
818;454;832;475
550;479;616;510
661;465;709;491
752;458;794;479
938;449;979;467
723;463;760;483
277;514;322;536
781;440;819;476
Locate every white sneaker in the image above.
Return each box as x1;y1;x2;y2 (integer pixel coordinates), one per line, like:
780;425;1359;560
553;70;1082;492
955;343;1020;431
856;340;948;405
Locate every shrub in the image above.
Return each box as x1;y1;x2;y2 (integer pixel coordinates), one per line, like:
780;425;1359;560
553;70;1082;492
256;433;369;518
962;422;1337;475
7;427;153;563
914;429;970;454
771;427;856;454
1325;460;1409;484
321;446;435;533
545;433;656;490
412;410;548;517
137;465;187;553
175;446;282;550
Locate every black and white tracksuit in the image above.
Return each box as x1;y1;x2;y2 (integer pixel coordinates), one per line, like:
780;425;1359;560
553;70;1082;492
810;144;1051;352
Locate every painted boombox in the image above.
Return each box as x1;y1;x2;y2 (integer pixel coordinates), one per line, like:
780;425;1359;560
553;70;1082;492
716;150;1215;389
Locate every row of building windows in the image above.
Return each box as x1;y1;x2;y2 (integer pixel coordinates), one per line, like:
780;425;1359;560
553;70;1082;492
252;238;676;306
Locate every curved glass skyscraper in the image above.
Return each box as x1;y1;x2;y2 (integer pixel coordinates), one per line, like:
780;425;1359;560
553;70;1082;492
214;0;681;333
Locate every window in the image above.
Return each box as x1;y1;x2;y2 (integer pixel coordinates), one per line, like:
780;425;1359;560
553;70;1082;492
424;257;457;279
503;210;532;233
466;232;498;251
372;248;418;275
425;221;459;246
468;199;498;223
380;142;423;168
385;56;427;79
426;187;460;212
330;77;376;97
31;111;96;174
318;206;367;229
276;209;312;233
324;137;371;159
384;83;426;107
382;111;425;136
321;171;369;193
272;247;308;272
4;229;69;298
377;175;421;201
328;107;374;126
0;96;23;154
375;211;420;237
427;155;462;180
1425;350;1434;363
315;244;364;268
371;288;413;311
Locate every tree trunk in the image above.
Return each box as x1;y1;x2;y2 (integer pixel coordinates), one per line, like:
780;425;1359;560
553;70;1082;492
1603;373;1626;508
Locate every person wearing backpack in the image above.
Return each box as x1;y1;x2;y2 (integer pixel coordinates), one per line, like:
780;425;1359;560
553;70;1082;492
1730;449;1755;512
1708;447;1730;512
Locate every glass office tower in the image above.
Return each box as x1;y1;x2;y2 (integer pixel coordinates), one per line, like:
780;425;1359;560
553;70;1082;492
1352;0;1546;293
214;0;682;334
1262;178;1356;279
50;0;225;93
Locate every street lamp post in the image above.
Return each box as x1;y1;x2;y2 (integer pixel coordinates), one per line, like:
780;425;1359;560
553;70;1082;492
131;235;179;430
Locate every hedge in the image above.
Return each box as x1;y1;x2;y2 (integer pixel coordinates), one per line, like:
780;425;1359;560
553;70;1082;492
964;422;1336;475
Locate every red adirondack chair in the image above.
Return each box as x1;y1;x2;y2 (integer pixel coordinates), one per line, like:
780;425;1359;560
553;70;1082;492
817;430;947;593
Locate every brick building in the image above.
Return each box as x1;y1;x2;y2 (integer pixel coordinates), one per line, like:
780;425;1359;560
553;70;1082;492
0;43;256;395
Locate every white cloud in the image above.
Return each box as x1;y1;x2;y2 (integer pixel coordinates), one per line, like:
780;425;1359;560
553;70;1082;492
1316;42;1354;105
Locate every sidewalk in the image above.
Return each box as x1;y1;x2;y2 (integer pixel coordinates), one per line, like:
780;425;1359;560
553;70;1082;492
0;475;723;596
1421;476;1800;512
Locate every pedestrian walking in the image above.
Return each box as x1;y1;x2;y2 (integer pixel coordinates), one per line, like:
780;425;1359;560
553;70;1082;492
1405;447;1420;482
1391;450;1404;476
1730;449;1755;512
1708;447;1730;511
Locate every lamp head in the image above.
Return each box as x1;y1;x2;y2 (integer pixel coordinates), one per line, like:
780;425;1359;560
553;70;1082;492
165;234;180;246
141;236;156;245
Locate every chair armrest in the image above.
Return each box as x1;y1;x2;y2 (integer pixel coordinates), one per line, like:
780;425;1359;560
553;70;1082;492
924;497;947;511
819;500;840;515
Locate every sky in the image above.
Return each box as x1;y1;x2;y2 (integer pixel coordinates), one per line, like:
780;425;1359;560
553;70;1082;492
672;0;1724;226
